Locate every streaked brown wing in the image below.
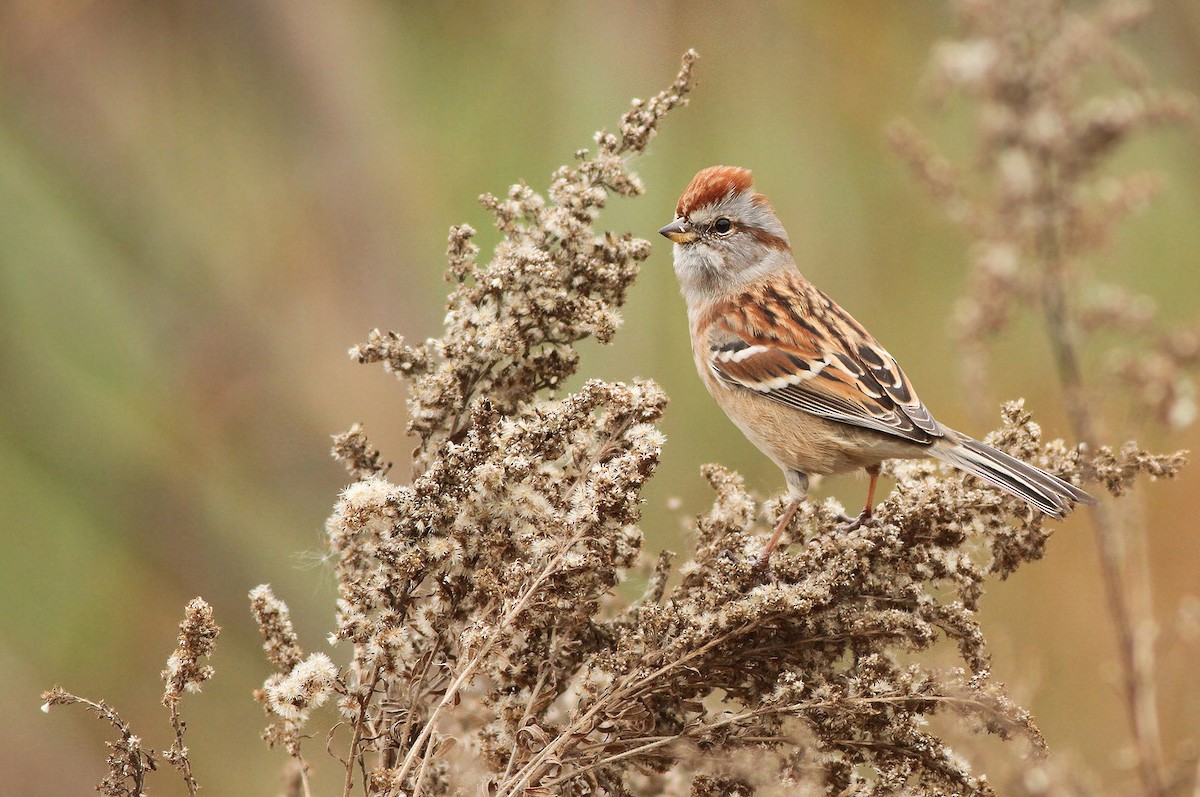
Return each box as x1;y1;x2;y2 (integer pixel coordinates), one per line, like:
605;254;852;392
705;275;943;446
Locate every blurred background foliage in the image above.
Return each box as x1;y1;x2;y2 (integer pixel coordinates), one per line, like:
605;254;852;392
1;2;1197;795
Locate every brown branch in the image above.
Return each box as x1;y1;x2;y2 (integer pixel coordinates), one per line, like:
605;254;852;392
1034;152;1166;797
167;701;199;797
343;665;381;797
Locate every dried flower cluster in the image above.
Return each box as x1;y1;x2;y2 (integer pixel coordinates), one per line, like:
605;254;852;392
890;2;1194;796
241;48;1113;796
161;597;220;797
251;584;339;749
890;0;1197;433
251;51;697;796
522;404;1068;796
350;47;694;475
43;6;1196;795
42;597;219;797
41;688;157;797
162;597;220;703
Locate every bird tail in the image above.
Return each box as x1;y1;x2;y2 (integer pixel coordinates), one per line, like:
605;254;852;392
932;433;1095;519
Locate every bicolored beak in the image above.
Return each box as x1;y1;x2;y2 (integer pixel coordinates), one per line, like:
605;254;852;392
658;218;696;244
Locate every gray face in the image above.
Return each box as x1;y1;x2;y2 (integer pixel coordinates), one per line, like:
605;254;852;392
663;190;793;304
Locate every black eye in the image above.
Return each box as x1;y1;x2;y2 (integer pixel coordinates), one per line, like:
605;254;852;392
713;217;733;234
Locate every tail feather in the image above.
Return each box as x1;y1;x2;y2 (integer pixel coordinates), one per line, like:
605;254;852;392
932;434;1095;519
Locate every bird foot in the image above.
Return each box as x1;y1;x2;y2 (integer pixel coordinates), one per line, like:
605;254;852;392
837;509;872;532
717;549;739;566
753;548;773;573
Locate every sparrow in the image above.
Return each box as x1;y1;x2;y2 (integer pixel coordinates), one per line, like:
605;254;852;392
659;166;1094;563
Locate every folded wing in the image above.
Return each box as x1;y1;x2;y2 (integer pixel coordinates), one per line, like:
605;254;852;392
705;277;943;447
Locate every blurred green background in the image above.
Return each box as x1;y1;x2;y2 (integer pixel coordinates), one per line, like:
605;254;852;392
2;3;1197;794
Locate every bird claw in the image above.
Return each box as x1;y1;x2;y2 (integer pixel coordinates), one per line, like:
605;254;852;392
753;549;773;573
837;509;872;532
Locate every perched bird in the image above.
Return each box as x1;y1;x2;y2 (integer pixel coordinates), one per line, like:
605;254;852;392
659;166;1093;562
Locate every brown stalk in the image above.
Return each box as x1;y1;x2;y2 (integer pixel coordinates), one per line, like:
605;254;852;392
343;664;381;797
495;619;765;796
167;701;199;797
1034;153;1166;797
386;525;594;795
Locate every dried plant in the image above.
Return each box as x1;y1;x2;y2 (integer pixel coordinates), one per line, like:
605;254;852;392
241;48;1109;797
42;7;1197;795
890;1;1195;795
41;688;158;797
42;597;219;797
161;597;221;796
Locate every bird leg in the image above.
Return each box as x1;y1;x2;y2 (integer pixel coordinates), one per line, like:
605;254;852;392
757;470;809;568
757;498;802;569
838;464;880;532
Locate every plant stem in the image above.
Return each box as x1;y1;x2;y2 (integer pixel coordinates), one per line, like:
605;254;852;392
168;701;199;797
343;665;380;797
1035;155;1165;797
387;525;592;796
